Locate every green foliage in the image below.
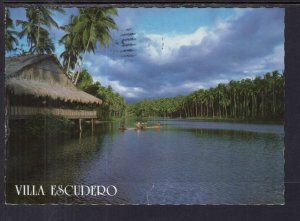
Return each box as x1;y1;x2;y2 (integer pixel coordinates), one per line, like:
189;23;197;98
59;15;82;74
24;114;75;137
72;8;118;51
95;84;127;120
129;71;284;121
16;6;65;54
76;69;93;90
5;8;19;52
59;8;118;84
76;70;127;120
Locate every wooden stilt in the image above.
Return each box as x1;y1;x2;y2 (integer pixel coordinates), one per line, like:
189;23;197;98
79;118;82;132
78;118;82;140
91;118;94;133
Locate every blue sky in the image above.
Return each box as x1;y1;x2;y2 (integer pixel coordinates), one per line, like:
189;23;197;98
8;7;284;102
117;8;234;34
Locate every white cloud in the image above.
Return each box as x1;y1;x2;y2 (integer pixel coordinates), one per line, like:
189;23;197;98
108;80;145;98
263;44;284;69
140;27;208;63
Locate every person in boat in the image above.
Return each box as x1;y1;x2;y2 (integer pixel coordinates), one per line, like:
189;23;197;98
119;123;126;130
136;121;141;129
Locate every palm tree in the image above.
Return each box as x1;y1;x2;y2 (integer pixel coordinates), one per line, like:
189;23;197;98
29;28;55;54
60;46;80;78
71;8;118;85
271;70;281;116
5;8;19;53
59;19;82;77
203;90;210;117
76;69;94;90
198;90;205;117
215;84;223;117
34;7;65;49
17;6;65;54
16;12;36;50
228;80;237;117
253;76;262;117
208;88;215;118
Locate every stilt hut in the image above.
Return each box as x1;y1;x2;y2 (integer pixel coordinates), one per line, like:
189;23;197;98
5;54;102;135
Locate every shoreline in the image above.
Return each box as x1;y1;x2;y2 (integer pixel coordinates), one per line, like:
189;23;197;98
95;117;283;125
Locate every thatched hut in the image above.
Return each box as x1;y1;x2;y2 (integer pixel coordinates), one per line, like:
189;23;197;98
5;54;101;131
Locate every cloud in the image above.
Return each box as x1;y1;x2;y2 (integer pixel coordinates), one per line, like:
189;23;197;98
83;8;284;103
108;81;146;98
143;27;208;63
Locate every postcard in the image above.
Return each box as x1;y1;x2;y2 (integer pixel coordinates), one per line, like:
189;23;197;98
5;6;284;205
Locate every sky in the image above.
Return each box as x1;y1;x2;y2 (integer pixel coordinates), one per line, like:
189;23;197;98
8;7;284;103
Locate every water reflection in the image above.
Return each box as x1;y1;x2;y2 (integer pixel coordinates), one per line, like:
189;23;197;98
7;125;104;202
6;120;284;204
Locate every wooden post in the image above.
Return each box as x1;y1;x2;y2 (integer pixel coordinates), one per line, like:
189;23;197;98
79;118;82;132
91;118;94;133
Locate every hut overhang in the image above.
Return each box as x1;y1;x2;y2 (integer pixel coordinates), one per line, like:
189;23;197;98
5;54;102;119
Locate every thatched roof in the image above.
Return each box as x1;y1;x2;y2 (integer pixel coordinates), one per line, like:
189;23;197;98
5;54;102;105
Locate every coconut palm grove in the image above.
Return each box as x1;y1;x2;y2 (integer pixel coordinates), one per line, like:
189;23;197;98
5;7;284;121
129;71;284;120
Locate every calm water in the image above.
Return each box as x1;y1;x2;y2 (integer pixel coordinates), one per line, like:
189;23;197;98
6;119;284;204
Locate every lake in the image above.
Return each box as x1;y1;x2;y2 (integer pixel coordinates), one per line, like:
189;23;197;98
6;119;284;204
